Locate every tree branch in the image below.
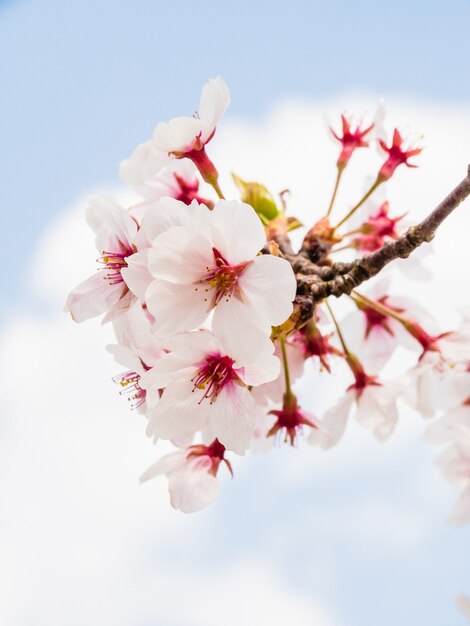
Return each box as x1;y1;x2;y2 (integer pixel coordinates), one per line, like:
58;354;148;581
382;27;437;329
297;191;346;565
293;165;470;307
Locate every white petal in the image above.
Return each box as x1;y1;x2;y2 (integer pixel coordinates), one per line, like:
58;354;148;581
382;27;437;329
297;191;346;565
140;355;195;391
64;271;128;323
240;254;296;326
239;348;280;387
210;200;266;265
153;117;203;154
146;279;211;336
309;393;354;449
87;195;138;252
169;458;219;513
136;197;211;248
107;343;144;374
121;249;153;299
355;384;399;441
212;298;273;366
146;378;212;440
139;451;186;483
120;139;170;186
198;76;230;142
165;329;220;362
148;227;213;284
207;384;255;454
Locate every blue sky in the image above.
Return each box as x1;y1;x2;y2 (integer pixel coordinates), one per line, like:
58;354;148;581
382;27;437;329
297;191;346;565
1;0;470;309
1;2;470;625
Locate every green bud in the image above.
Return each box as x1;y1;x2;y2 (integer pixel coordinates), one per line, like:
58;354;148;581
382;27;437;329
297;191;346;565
232;173;280;221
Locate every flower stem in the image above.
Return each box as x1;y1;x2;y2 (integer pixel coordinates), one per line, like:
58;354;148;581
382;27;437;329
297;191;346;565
351;290;405;324
279;338;294;401
333;177;382;231
325;301;351;357
211;179;225;200
326;164;345;218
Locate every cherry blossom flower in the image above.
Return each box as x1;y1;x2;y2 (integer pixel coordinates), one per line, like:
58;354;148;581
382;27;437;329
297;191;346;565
310;354;402;448
64;196;139;323
377;128;423;181
141;330;280;454
140;439;232;513
330;114;373;167
132;160;213;210
107;304;165;414
146;200;297;364
120;76;230;186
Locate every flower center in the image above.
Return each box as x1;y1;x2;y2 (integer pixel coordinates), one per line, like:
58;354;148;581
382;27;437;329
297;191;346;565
191;354;238;404
98;251;129;285
113;371;146;410
203;248;248;307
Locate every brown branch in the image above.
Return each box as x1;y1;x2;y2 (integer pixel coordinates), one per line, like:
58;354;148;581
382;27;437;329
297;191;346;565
293;165;470;309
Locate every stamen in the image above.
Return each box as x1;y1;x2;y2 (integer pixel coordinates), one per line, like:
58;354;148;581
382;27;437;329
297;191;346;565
191;354;238;404
113;371;146;410
98;250;129;284
202;248;249;307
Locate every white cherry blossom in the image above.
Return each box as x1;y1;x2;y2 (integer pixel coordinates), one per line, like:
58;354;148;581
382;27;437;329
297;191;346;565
64;196;139;323
140;329;280;454
140;439;232;513
146;200;297;364
120;77;230;185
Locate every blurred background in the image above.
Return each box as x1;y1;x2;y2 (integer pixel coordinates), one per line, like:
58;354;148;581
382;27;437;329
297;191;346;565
1;1;469;624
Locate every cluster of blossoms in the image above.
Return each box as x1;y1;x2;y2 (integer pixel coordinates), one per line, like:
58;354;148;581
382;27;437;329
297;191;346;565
66;77;470;521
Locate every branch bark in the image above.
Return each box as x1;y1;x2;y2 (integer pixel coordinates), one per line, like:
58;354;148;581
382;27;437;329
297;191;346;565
290;166;470;310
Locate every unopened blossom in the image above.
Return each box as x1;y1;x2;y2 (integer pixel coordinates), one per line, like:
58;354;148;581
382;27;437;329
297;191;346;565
146;200;297;364
330;114;373;167
141;330;280;454
64;196;140;323
377;128;422;181
120;77;230;185
140;439;232;513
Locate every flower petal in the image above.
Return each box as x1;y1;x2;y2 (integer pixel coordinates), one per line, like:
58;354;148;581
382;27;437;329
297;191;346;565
64;271;128;323
210;200;266;265
146;377;212;440
121;249;153;299
198;76;230;142
212;297;273;366
206;384;255;454
146;279;211;336
240;254;296;326
120;139;170;186
148;227;213;284
153;117;203;154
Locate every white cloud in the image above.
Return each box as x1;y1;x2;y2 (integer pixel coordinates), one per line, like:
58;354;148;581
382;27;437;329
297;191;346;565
2;93;470;625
